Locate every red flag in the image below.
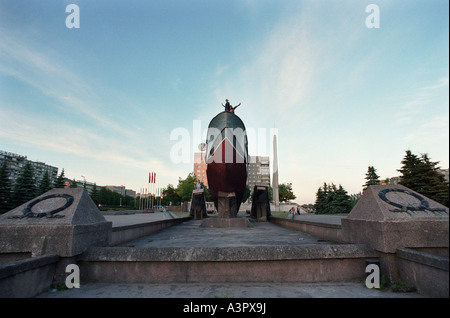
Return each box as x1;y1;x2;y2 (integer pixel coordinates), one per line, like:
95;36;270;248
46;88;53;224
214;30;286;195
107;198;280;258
149;172;151;184
154;172;156;184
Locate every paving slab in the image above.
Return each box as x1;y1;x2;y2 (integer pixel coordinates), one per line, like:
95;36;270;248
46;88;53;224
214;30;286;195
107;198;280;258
37;282;424;298
292;213;346;225
118;218;336;248
104;212;177;227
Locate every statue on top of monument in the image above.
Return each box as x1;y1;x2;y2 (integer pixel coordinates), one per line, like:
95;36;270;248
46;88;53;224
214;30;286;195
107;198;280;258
222;99;241;113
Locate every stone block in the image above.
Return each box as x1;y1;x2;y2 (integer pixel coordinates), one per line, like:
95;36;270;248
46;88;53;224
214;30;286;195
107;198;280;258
0;188;112;257
341;184;449;253
250;185;271;221
190;189;207;220
217;191;238;218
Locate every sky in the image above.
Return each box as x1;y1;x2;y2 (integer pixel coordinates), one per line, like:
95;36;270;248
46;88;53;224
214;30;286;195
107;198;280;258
0;0;448;204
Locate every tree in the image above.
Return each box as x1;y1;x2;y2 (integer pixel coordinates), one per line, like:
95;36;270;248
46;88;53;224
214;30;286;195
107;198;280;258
314;182;353;214
416;154;449;206
0;161;12;213
69;178;78;188
363;166;380;190
38;170;53;195
176;173;197;202
330;185;353;213
11;162;36;208
98;187;116;206
398;150;422;190
314;183;328;214
161;184;181;206
198;181;213;202
54;169;66;188
90;183;99;205
398;150;449;207
267;185;273;203
279;183;296;202
242;184;250;203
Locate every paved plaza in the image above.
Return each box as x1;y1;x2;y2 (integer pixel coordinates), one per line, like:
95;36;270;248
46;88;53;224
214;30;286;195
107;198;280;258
37;212;425;298
38;281;423;298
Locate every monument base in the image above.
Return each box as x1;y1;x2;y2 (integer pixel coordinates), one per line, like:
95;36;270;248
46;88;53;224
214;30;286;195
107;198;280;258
341;184;449;283
341;185;449;254
250;185;271;221
0;188;111;257
190;189;207;220
200;217;252;228
217;191;238;218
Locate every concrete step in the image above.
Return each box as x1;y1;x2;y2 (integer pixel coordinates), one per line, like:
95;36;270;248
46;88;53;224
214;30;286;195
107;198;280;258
78;244;378;284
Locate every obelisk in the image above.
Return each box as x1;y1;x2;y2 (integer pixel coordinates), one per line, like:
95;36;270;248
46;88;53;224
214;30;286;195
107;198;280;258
272;134;279;207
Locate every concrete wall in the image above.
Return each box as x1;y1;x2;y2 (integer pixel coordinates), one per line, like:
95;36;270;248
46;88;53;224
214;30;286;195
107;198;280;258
270;216;449;297
269;217;343;243
78;244;378;284
110;217;191;246
396;248;449;298
0;217;191;297
1;216;448;297
0;254;59;298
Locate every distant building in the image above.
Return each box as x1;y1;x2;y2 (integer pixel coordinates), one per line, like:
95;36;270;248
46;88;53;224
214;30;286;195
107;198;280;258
380;176;400;185
248;155;270;197
272;134;279;206
0;150;58;187
64;180;136;198
193;152;208;188
381;168;449;185
104;185;136;198
63;178;101;194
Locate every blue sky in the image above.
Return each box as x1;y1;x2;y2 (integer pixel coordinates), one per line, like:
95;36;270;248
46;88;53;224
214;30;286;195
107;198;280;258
0;0;448;204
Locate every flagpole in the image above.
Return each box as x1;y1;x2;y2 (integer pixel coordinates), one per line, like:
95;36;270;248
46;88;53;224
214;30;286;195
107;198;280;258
149;171;153;211
152;172;155;210
154;173;157;210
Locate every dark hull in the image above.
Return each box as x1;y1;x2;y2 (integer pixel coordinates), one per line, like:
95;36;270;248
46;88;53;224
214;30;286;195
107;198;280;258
205;112;248;211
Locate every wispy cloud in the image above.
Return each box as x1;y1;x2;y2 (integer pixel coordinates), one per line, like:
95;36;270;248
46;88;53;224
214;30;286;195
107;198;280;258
424;76;449;90
0;31;181;187
0;105;179;186
0;31;136;139
395;77;449;125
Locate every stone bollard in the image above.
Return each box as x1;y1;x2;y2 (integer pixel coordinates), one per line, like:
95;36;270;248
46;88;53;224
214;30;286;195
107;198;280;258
250;185;271;221
190;189;207;220
217;191;238;218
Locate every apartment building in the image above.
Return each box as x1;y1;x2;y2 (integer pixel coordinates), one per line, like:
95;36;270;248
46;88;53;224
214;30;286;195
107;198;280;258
0;150;58;186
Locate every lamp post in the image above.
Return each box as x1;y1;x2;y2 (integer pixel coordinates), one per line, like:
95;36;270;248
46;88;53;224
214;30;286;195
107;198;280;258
81;175;86;190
